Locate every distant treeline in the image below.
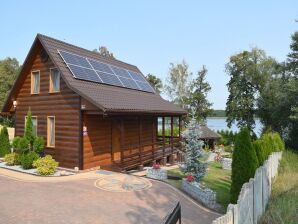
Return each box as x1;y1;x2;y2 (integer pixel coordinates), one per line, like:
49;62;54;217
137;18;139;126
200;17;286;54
210;110;226;117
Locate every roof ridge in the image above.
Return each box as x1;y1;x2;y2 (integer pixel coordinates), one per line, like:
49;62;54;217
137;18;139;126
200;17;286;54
36;33;140;71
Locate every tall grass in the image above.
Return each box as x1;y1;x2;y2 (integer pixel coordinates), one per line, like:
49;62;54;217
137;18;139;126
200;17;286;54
260;150;298;224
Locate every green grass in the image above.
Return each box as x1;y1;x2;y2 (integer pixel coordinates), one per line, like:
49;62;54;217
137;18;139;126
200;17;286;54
166;161;232;212
260;150;298;224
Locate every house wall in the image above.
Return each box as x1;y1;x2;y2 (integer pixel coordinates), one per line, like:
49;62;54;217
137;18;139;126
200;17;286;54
14;45;81;169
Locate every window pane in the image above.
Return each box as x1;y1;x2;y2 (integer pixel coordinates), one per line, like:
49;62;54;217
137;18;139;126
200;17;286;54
32;72;40;93
48;117;55;147
51;69;60;92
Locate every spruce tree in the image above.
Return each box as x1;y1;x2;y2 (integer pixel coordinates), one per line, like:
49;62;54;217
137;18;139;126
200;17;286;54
0;126;11;157
24;108;35;149
182;118;207;182
230;128;258;203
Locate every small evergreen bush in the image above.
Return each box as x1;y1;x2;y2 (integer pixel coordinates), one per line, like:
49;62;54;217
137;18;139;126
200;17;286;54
18;137;30;153
4;152;19;166
33;155;58;175
253;140;266;166
0;126;11;157
19;151;39;169
230;128;259;203
33;137;45;154
24;108;35;149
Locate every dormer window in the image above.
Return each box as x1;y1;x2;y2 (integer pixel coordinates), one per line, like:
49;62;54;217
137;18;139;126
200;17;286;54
50;68;60;93
31;71;40;94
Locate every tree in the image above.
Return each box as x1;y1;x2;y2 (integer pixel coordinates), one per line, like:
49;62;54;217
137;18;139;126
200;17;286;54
164;60;192;111
0;57;20;109
225;48;277;132
146;74;163;94
287;31;298;76
93;46;115;59
0;126;11;157
230;128;258;203
182;118;207;182
189;66;213;122
24;108;34;149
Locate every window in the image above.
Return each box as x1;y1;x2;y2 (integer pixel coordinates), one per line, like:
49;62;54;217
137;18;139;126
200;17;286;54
25;116;38;136
31;71;40;94
47;116;55;147
50;68;60;93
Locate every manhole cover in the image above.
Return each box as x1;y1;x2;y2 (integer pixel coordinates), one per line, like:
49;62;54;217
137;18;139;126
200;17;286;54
94;174;152;192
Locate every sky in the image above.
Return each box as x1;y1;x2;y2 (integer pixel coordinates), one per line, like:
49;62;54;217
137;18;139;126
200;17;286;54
0;1;297;109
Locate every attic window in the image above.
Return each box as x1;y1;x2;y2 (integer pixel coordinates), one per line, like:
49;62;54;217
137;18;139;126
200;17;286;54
31;71;40;94
50;68;60;93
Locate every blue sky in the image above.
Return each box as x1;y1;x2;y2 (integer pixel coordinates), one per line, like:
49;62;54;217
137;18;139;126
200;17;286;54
0;1;297;109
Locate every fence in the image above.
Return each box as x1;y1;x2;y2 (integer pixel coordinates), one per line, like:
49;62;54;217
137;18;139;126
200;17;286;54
212;152;282;224
161;201;182;224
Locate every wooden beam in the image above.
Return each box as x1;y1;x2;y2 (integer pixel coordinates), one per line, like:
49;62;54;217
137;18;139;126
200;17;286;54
162;116;165;156
171;116;174;153
152;117;156;160
120;118;124;166
179;116;182;139
138;116;143;164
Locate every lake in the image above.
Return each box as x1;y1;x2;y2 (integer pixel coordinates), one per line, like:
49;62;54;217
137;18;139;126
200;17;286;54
206;117;263;136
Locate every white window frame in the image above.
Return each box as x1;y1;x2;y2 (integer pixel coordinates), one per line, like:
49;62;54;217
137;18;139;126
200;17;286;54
25;116;38;136
49;68;60;93
47;116;55;148
31;70;40;94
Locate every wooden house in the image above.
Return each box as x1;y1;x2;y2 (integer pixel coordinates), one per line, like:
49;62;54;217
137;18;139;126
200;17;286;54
1;34;186;171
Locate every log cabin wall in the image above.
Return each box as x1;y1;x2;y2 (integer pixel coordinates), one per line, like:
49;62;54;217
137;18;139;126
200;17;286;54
14;45;81;169
83;114;112;169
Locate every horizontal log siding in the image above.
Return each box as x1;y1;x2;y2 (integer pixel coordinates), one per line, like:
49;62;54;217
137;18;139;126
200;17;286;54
83;114;112;169
15;49;81;169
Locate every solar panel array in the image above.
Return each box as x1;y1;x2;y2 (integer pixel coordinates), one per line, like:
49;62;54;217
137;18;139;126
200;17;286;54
58;50;154;93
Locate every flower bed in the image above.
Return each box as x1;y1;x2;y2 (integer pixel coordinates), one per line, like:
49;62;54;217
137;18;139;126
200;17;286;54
0;160;74;177
146;167;167;180
182;178;217;210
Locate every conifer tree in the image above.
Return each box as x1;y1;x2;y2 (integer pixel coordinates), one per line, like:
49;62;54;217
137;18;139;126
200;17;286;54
0;126;11;157
24;108;34;149
182;118;207;182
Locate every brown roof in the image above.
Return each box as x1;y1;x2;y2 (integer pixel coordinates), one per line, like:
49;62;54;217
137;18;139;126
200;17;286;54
199;125;220;139
2;34;186;115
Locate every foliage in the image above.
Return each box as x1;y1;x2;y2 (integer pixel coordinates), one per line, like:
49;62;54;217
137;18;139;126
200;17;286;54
33;136;45;154
0;57;21;109
225;48;278;132
146;74;163;94
164;60;192;111
217;129;237;146
33;155;58;175
181;118;207;182
230;128;259;203
0;115;15;127
260;150;298;224
93;46;115;59
4;152;18;166
0;126;11;157
12;136;21;151
188;65;213;122
253;140;267;166
17;137;30;153
18;151;39;170
24;108;35;148
157;126;179;137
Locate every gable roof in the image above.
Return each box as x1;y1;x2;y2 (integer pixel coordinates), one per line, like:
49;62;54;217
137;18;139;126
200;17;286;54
2;34;186;115
199;125;220;139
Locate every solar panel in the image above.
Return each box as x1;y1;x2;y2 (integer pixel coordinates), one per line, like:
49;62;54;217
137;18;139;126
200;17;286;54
58;49;154;93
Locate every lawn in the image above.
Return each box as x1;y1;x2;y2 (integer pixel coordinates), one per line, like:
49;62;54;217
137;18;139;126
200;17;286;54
260;150;298;224
167;161;231;212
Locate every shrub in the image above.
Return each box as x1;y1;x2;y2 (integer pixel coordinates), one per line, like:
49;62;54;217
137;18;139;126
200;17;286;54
33;155;58;175
19;151;39;169
24;108;35;148
18;137;30;153
33;137;45;154
0;126;11;157
12;136;21;151
4;153;19;166
230;128;259;203
253;140;267;166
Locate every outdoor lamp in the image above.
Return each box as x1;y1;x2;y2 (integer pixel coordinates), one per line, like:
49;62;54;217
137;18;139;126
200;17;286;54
13;100;17;108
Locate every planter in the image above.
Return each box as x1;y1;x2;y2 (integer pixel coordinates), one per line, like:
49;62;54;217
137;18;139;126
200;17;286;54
182;179;216;210
146;168;167;181
222;158;232;170
0;161;74;177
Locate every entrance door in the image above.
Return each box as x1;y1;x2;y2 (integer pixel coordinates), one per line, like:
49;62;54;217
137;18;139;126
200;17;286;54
112;120;121;161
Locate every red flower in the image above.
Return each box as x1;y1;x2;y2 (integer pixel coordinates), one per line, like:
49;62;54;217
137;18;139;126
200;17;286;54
186;175;194;182
152;162;160;169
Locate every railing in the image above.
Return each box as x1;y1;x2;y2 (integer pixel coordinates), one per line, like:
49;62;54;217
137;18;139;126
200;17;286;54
161;201;182;224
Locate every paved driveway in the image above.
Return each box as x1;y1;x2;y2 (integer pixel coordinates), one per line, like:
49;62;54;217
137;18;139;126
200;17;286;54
0;173;219;224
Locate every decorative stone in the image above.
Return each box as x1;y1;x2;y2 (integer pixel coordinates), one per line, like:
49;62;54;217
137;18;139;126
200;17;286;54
222;158;232;170
146;168;167;181
182;179;216;210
